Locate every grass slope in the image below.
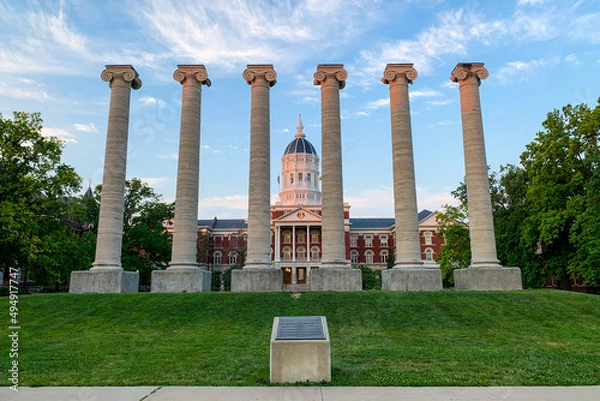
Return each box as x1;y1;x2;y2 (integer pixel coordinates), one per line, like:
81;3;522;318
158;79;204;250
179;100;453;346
3;290;600;386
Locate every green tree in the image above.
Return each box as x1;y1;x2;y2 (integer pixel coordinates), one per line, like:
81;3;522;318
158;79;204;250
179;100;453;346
117;179;174;286
0;112;86;286
435;204;470;287
520;100;600;288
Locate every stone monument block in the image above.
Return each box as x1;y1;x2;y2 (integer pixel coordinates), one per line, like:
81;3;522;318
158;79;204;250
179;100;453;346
382;268;443;291
270;316;330;383
151;269;211;293
231;268;283;292
454;267;523;291
310;268;362;292
69;270;139;293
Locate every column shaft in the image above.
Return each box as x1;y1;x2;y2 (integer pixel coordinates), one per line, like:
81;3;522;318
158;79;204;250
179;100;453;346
314;64;349;267
451;63;501;267
382;64;423;268
169;66;211;269
92;66;141;270
244;65;277;268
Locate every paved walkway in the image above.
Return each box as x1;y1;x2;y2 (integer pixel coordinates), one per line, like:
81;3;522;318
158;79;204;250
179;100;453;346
1;386;599;401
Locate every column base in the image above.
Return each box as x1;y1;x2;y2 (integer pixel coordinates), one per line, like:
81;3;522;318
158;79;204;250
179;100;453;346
310;268;362;292
151;269;211;293
382;268;442;291
454;266;523;291
69;269;139;293
231;268;283;292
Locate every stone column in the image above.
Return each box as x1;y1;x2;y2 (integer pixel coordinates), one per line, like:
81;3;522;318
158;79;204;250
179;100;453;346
231;65;282;292
380;64;441;291
450;63;522;290
311;64;361;291
244;64;276;269
70;65;141;293
152;65;211;293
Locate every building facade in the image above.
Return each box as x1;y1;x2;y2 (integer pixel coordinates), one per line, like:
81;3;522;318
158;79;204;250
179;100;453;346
186;117;445;289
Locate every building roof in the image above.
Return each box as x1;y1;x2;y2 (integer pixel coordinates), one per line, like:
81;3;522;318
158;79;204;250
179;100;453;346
198;218;247;230
283;115;317;156
349;210;434;229
198;210;434;231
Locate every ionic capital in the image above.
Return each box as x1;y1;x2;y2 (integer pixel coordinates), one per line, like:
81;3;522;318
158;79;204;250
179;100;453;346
381;63;418;85
101;65;142;90
173;65;211;87
243;64;277;87
450;62;489;85
313;64;347;89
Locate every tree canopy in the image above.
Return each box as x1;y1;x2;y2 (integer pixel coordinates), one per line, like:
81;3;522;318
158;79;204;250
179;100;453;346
438;99;600;290
0;112;86;285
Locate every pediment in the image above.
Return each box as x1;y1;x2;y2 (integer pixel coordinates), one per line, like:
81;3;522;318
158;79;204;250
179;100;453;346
275;207;322;223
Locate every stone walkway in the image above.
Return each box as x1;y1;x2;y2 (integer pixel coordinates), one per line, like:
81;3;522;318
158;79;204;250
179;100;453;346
1;386;599;401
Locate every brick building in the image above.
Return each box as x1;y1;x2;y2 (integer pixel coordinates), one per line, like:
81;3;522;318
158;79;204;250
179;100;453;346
183;117;445;288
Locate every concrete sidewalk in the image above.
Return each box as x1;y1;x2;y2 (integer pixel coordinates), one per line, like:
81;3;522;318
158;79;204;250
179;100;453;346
2;386;599;401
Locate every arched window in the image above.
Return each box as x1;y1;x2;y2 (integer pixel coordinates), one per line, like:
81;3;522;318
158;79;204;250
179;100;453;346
380;250;389;264
283;230;292;244
365;250;374;264
297;230;306;244
296;246;306;261
228;251;237;265
350;250;359;264
425;248;434;262
282;246;292;260
213;251;222;265
310;246;320;260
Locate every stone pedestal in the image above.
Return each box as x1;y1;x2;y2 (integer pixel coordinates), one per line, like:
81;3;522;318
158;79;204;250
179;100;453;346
382;268;442;291
151;269;211;293
69;270;139;293
231;269;283;292
270;316;330;384
310;268;361;292
454;267;522;291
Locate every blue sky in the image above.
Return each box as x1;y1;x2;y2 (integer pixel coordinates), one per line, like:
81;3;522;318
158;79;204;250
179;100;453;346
1;0;598;218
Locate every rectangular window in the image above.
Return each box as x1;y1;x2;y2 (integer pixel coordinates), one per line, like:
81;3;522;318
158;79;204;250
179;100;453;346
364;234;373;247
311;231;319;243
214;236;222;248
298;173;303;184
350;234;358;247
380;235;388;248
307;174;312;187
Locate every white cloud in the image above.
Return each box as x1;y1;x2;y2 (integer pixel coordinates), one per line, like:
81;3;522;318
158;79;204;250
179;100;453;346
416;187;458;212
17;78;36;85
0;82;53;101
357;111;369;117
365;98;389;110
140;177;169;187
139;96;166;107
28;5;87;54
73;123;98;132
565;53;581;66
41;127;77;143
344;187;394;217
517;0;550;5
134;0;384;71
427;100;453;106
199;194;249;218
280;128;289;134
410;89;442;98
495;58;557;84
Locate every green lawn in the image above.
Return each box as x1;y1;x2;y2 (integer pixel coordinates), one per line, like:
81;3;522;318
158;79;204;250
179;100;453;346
3;290;600;386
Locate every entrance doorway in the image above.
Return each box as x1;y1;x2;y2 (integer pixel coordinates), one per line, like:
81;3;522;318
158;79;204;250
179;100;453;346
282;267;292;284
297;267;306;284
